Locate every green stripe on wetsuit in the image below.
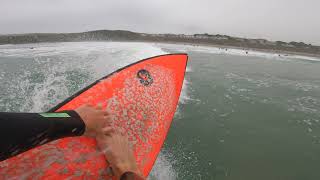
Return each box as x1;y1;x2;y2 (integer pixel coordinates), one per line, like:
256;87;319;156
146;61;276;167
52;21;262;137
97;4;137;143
39;113;71;118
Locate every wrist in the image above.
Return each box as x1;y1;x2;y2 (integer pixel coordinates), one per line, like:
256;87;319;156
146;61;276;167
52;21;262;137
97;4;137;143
58;110;86;136
120;171;145;180
74;109;91;136
114;162;141;179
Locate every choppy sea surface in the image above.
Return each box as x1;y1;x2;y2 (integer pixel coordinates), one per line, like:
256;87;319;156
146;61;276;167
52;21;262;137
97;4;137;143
1;42;320;180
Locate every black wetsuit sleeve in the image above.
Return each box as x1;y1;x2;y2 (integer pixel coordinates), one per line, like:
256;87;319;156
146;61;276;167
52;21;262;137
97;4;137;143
0;110;85;161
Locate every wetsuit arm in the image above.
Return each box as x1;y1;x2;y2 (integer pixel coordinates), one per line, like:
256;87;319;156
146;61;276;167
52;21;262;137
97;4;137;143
0;110;85;161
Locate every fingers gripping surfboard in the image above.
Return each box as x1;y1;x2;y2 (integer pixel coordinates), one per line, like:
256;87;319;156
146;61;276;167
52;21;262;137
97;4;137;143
0;54;188;179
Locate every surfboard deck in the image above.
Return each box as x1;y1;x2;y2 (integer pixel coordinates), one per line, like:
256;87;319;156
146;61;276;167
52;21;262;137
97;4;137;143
0;54;188;179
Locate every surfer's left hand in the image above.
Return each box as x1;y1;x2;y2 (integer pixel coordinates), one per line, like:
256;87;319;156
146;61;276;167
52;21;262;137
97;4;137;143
96;127;143;179
75;104;111;137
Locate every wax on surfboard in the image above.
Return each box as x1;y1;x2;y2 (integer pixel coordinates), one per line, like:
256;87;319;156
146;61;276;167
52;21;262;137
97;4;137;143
0;54;188;179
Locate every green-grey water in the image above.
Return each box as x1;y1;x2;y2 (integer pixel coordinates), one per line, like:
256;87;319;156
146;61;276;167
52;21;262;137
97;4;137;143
164;50;320;180
1;42;320;180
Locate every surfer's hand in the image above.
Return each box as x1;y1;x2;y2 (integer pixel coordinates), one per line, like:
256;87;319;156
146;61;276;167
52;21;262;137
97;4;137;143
75;104;110;137
96;127;142;179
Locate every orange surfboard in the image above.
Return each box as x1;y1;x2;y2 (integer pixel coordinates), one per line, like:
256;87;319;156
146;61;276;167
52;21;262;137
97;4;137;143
0;54;188;179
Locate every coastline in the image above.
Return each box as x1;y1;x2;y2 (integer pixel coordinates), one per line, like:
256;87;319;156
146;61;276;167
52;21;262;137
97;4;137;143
0;30;319;59
152;40;320;58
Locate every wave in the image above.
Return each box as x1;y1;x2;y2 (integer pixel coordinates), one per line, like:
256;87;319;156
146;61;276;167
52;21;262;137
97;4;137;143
155;43;320;62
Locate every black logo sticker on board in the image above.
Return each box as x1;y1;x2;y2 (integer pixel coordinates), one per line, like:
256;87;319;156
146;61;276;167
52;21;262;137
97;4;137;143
137;69;153;86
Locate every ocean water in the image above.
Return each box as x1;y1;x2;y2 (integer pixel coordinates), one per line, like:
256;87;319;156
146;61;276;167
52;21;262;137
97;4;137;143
1;42;320;180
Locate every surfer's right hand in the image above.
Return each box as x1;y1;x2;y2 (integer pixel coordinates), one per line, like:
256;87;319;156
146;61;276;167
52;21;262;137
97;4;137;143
96;127;144;180
75;104;111;137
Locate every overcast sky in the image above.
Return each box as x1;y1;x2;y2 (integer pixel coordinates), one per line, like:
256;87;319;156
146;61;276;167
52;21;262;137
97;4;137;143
0;0;319;45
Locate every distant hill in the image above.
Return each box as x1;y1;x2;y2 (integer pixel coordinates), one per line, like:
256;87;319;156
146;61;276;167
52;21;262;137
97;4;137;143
0;30;319;56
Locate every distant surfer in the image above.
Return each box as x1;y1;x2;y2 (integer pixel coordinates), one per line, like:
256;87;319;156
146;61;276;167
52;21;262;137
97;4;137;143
0;105;145;180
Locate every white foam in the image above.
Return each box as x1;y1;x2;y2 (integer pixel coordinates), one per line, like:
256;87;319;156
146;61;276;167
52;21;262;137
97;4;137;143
148;151;177;180
155;43;320;62
186;66;193;73
179;79;192;105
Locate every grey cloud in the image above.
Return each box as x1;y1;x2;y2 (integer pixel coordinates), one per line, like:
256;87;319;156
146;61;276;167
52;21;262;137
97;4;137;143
0;0;319;44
